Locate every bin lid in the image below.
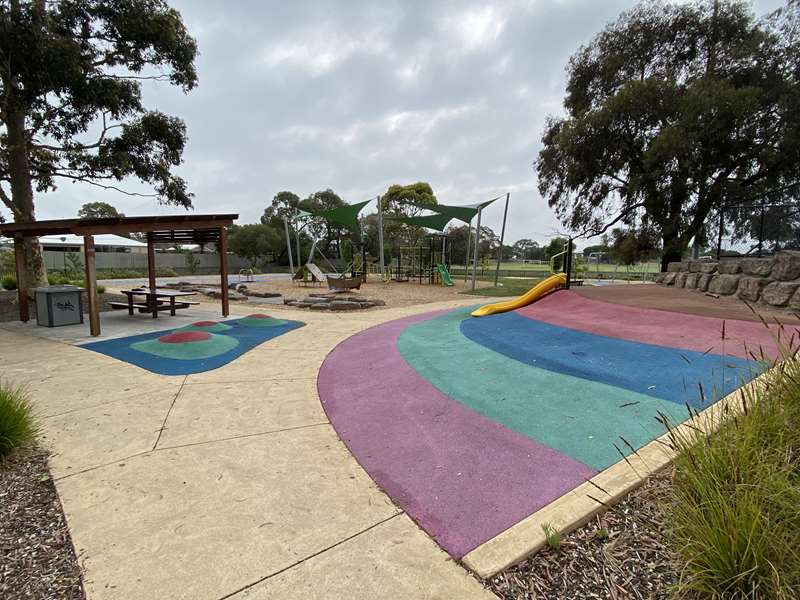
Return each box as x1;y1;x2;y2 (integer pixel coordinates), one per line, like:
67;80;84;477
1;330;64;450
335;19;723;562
32;285;84;293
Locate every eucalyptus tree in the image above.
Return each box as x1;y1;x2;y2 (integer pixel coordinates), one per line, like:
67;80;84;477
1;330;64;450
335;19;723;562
537;0;800;269
0;0;198;285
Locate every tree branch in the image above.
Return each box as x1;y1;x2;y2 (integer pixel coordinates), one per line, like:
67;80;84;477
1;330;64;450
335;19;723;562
0;182;19;218
51;174;159;197
579;201;647;239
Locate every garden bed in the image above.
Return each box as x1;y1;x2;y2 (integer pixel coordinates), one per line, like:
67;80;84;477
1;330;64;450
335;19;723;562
486;469;676;599
0;446;86;599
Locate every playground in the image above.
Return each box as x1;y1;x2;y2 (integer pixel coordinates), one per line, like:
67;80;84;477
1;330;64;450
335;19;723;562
318;279;790;574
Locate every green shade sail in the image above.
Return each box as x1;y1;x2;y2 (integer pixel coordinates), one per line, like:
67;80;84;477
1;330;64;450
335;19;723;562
308;199;371;231
423;197;501;224
385;212;454;231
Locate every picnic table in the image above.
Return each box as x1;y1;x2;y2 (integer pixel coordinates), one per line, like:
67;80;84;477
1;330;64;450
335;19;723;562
111;288;199;318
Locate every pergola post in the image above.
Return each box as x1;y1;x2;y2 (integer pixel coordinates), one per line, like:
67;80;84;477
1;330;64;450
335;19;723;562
83;235;101;336
218;226;230;317
13;236;29;322
146;232;157;291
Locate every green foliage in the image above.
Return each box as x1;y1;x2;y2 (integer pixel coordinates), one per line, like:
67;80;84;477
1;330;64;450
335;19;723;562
0;248;15;275
77;202;123;219
666;356;800;599
512;239;545;262
64;251;84;279
0;0;198;207
383;182;438;247
262;191;301;225
183;250;200;275
537;0;800;269
227;224;282;267
541;522;562;551
1;274;17;290
609;227;661;266
0;381;38;460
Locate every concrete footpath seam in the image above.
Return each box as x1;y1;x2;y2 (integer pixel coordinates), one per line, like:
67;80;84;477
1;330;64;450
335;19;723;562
217;511;405;600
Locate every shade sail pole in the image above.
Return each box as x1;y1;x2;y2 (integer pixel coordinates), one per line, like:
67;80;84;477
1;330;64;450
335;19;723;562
464;219;472;283
295;209;302;265
377;195;385;280
471;207;482;291
493;192;510;286
283;217;295;274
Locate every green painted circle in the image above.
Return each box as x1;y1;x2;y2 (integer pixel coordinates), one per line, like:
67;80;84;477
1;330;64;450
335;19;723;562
238;316;288;327
131;332;239;360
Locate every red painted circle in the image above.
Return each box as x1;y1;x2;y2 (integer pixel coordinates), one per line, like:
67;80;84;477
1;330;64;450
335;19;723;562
192;320;219;327
248;314;271;319
159;331;212;344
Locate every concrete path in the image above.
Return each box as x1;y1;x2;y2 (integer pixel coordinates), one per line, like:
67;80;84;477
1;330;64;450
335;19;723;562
0;298;494;600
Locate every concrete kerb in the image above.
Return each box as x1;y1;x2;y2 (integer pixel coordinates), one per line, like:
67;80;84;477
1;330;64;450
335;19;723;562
461;367;772;578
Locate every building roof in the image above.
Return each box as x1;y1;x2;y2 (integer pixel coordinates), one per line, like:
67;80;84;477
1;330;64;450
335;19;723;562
35;233;147;247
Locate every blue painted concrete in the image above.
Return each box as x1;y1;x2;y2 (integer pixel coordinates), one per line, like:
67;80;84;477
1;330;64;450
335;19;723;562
460;312;762;408
83;318;304;375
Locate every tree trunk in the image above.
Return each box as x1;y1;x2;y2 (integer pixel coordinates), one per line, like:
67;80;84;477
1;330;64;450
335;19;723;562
660;233;685;271
6;109;48;288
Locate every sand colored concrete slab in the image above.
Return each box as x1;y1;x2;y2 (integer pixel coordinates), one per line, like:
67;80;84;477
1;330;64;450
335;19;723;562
43;389;176;477
238;514;493;600
157;378;326;448
57;425;399;600
23;362;183;417
183;347;332;384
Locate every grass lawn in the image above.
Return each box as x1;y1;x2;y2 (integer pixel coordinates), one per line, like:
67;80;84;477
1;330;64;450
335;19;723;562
460;277;543;297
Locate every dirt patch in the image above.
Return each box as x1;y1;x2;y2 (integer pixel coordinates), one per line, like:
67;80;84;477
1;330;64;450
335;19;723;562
0;446;86;599
486;469;676;600
247;277;494;309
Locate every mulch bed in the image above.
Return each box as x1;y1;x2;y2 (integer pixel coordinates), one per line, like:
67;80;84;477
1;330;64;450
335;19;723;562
486;469;677;600
0;446;86;600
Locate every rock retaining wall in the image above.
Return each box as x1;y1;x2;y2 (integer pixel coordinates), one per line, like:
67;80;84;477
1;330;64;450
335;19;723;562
655;251;800;310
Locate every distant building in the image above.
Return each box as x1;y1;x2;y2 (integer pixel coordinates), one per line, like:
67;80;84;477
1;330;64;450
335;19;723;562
1;233;147;254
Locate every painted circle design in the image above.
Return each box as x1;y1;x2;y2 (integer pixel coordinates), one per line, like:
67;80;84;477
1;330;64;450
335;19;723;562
177;320;233;333
159;331;211;343
239;313;287;327
131;331;239;360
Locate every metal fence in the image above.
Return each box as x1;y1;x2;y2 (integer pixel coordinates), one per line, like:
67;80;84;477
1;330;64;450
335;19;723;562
714;201;800;258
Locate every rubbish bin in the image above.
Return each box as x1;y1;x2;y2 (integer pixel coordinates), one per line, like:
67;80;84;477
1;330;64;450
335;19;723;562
33;286;84;327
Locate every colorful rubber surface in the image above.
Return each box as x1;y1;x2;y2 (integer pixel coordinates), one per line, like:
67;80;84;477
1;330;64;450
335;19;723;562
318;290;779;559
83;316;304;375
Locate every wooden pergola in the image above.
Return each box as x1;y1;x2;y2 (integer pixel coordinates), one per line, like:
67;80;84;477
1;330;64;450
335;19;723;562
0;214;238;336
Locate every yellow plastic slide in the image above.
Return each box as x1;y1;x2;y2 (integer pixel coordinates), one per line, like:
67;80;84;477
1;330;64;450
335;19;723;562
470;273;567;317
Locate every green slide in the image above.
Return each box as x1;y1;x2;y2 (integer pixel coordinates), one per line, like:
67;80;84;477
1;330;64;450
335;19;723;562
437;264;454;286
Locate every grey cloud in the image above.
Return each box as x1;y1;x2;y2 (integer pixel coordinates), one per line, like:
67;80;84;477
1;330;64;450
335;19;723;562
27;0;784;245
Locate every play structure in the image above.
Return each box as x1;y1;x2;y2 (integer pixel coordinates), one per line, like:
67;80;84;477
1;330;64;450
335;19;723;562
390;233;453;286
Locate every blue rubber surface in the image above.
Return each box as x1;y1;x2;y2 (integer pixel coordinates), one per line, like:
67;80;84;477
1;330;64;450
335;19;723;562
82;318;304;375
460;312;762;408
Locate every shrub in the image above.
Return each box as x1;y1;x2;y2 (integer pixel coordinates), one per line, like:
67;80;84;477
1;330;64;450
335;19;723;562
0;381;38;460
665;357;800;599
0;248;15;276
1;274;17;290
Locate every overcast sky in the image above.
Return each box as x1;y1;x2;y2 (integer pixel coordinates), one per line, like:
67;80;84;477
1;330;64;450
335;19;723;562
22;0;784;246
